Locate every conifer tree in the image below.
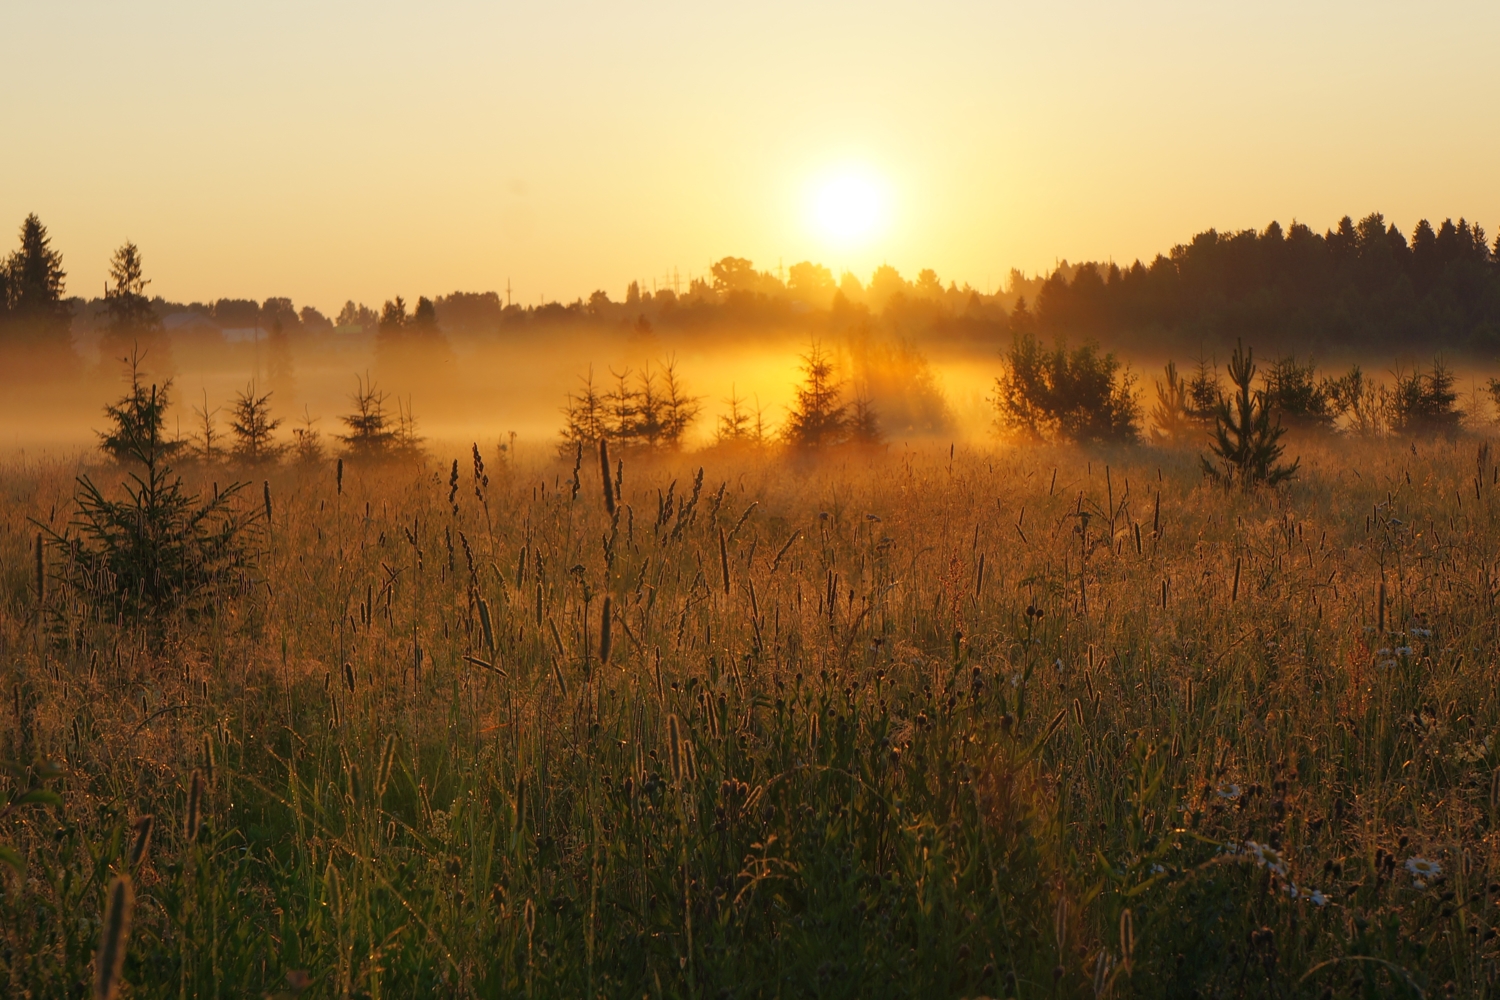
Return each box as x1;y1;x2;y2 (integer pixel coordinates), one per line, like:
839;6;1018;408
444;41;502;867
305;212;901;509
783;342;848;448
229;383;286;464
1203;342;1297;488
4;214;70;341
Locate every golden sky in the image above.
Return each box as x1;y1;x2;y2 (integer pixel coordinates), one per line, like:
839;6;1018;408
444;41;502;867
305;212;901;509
3;2;1498;312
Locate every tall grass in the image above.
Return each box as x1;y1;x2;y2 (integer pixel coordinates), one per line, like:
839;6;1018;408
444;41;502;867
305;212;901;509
2;438;1499;997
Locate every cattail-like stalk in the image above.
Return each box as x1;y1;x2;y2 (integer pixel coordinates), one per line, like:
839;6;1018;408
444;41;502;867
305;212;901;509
128;815;154;869
667;714;682;786
336;457;343;495
599;596;613;664
35;532;44;605
343;661;356;693
94;874;134;1000
719;528;731;594
1119;907;1135;971
478;596;496;655
263;480;273;524
185;769;204;843
599;438;615;515
1231;557;1241;602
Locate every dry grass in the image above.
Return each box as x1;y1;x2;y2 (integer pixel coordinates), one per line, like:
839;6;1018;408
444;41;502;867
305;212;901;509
2;436;1499;998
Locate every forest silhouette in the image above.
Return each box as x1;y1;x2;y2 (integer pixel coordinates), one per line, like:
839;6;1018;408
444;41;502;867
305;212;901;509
4;211;1499;371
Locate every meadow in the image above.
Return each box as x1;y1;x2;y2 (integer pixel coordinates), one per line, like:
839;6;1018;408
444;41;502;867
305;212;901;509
2;432;1498;998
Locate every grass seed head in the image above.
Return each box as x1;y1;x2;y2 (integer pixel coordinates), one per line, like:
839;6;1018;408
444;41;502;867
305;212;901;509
94;874;134;1000
128;815;154;869
185;769;204;843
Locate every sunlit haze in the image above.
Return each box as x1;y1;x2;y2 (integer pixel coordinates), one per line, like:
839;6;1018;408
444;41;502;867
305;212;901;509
5;2;1500;308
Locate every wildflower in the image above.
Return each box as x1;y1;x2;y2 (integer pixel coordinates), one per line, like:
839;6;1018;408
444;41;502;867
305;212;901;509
1215;783;1242;801
1394;646;1413;657
1244;840;1288;876
1053;658;1064;671
1284;882;1299;899
1405;857;1440;887
1376;648;1392;656
1309;889;1329;907
1411;627;1432;638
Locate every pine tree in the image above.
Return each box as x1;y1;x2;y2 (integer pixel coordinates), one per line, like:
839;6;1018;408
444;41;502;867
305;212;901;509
660;357;702;449
1203;342;1298;488
4;214;71;341
102;241;169;369
99;350;184;463
338;375;398;459
783;342;848;448
1149;361;1194;445
229;383;286;464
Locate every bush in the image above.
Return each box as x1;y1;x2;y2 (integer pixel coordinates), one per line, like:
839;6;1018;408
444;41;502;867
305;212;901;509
993;333;1139;443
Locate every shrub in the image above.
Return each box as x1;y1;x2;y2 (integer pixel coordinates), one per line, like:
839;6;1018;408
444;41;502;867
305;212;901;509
993;333;1139;443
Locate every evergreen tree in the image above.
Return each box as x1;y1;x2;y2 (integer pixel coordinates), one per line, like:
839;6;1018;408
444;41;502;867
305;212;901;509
1149;361;1194;445
338;375;398;459
229;383;287;464
782;342;848;448
4;214;71;341
102;241;169;369
99;350;184;463
1202;342;1297;488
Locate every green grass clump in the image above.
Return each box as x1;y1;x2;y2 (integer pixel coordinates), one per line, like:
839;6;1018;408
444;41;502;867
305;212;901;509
2;439;1499;997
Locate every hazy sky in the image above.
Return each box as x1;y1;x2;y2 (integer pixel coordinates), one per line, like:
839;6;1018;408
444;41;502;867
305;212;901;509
3;1;1498;312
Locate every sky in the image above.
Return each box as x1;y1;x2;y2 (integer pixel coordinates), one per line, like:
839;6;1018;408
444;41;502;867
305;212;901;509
3;1;1499;313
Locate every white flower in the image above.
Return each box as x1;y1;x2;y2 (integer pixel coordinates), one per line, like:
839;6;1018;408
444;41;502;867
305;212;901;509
1053;658;1064;671
1405;857;1440;886
1244;840;1288;876
1309;889;1329;906
1376;648;1393;657
1215;783;1243;801
1395;647;1414;657
1151;863;1167;875
1284;882;1299;898
1411;627;1432;638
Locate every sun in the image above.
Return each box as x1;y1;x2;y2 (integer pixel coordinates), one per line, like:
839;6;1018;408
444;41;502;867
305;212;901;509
810;171;887;246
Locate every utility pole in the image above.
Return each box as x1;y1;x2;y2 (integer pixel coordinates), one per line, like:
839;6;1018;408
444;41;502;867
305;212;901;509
506;278;512;308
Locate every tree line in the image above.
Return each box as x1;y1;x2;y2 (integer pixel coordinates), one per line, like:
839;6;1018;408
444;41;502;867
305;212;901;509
10;209;1500;359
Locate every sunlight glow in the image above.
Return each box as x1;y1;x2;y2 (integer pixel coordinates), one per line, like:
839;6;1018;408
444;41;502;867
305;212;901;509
810;171;887;246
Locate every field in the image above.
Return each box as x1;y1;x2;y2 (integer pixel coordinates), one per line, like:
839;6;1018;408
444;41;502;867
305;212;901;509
2;435;1498;998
